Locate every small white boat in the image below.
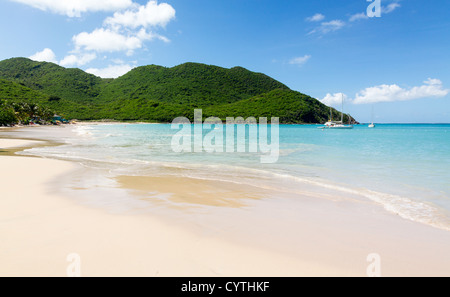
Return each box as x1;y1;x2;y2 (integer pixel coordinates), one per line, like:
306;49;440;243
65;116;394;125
368;106;376;128
321;94;353;130
324;122;354;130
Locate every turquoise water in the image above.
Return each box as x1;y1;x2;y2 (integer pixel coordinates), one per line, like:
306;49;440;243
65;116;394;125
23;123;450;230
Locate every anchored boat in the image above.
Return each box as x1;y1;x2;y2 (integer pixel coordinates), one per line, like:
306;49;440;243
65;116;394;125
321;94;353;130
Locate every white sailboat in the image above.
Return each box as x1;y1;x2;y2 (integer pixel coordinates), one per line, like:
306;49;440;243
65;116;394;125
321;94;354;130
368;105;375;128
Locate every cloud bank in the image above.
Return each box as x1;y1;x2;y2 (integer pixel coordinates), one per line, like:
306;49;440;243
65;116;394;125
59;53;97;67
24;0;177;72
69;1;175;58
86;64;134;79
321;93;348;106
72;28;144;54
105;1;176;29
353;78;449;104
321;79;449;106
29;48;57;63
11;0;133;17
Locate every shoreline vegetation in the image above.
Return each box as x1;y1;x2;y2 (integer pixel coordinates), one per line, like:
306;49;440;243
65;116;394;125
0;99;55;127
0;58;358;125
1;125;450;277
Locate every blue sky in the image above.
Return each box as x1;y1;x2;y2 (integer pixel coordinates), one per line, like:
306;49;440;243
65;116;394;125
0;0;449;123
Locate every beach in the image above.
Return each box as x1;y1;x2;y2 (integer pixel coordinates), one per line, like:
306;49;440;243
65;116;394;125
1;125;450;277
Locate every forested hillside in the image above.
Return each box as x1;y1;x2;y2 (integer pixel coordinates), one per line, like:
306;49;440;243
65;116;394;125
0;58;355;124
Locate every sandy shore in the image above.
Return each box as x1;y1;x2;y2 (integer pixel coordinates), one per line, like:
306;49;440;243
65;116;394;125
1;129;450;277
0;154;337;277
0;139;43;150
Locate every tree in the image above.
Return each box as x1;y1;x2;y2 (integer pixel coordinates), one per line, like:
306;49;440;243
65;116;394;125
0;100;17;126
0;99;54;125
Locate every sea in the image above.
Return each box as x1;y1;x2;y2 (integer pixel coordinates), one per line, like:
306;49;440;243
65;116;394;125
20;123;450;231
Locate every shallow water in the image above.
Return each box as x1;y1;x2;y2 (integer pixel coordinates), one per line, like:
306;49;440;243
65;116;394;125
20;123;450;230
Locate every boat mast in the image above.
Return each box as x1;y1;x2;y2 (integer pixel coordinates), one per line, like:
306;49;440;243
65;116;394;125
371;105;374;125
341;94;344;123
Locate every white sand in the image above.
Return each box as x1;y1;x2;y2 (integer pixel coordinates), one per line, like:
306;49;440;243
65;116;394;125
0;154;343;277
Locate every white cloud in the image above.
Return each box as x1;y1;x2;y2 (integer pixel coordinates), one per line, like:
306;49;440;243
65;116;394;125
72;26;170;56
68;1;174;57
73;28;143;53
309;20;345;35
105;0;176;29
29;48;57;63
289;55;311;67
136;28;170;43
86;64;134;78
11;0;133;17
306;13;325;22
349;12;369;22
111;59;125;65
353;78;449;104
321;93;348;107
22;1;177;73
383;3;401;14
60;53;97;67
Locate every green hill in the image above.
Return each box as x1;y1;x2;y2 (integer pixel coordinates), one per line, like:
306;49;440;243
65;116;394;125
0;78;94;119
0;57;355;124
98;63;290;106
0;79;50;103
205;89;351;124
0;57;106;104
